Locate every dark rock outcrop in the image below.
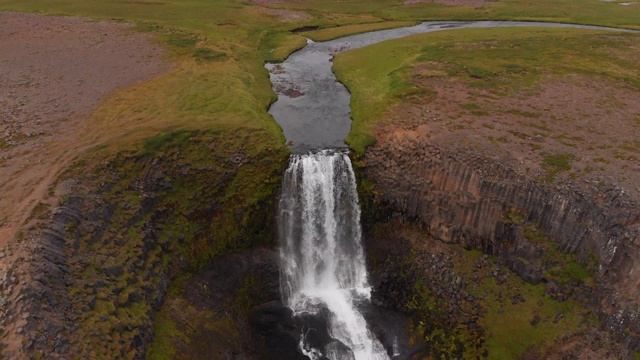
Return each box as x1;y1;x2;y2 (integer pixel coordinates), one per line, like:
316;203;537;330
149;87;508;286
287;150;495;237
1;130;287;359
362;134;640;350
250;301;303;359
158;248;282;360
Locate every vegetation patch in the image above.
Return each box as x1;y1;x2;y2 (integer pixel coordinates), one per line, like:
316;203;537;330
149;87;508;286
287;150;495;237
460;102;480;110
487;135;508;146
54;128;287;357
367;220;599;360
508;130;529;139
146;312;188;359
28;202;51;221
506;109;540;118
540;152;574;183
165;33;197;49
192;48;227;62
521;222;596;287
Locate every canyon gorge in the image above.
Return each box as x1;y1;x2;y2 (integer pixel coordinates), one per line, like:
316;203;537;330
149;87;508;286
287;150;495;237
0;9;639;360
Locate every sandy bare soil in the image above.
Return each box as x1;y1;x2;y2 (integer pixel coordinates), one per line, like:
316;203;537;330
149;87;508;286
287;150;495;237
375;73;640;204
0;12;169;245
0;11;169;354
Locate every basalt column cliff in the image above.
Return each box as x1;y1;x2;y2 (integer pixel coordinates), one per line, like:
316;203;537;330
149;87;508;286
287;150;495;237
362;132;640;349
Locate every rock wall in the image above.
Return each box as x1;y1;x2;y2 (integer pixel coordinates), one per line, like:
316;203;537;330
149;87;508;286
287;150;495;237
0;130;287;359
362;133;640;350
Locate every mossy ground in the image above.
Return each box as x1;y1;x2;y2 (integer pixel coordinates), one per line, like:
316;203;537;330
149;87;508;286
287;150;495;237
456;249;595;359
334;28;640;153
365;220;611;359
147;248;278;359
147;296;241;360
53;129;287;358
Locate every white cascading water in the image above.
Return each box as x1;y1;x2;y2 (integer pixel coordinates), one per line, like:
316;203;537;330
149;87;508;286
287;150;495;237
278;150;389;360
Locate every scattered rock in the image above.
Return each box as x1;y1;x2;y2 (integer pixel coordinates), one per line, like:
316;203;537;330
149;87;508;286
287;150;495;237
530;315;541;325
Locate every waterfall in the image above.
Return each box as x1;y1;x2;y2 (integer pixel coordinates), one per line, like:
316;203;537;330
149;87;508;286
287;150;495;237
278;150;389;360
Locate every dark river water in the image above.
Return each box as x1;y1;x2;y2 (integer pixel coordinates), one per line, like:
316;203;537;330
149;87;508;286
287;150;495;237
265;20;634;153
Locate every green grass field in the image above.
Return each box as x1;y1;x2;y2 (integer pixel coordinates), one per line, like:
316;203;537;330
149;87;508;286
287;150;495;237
1;0;639;156
455;250;593;359
333;27;640;152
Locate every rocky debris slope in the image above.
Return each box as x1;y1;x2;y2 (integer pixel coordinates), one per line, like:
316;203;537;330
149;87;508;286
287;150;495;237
152;248;281;359
362;132;640;350
0;130;286;359
364;219;636;358
373;250;485;358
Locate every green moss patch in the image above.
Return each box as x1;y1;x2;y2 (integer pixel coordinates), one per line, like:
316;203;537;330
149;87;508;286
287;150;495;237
541;152;574;183
56;128;287;357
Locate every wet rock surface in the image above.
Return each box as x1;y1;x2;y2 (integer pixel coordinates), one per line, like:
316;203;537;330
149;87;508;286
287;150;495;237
159;248;281;360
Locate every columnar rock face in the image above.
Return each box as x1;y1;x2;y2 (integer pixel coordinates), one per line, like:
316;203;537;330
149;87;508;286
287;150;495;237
363;133;640;350
0;131;287;358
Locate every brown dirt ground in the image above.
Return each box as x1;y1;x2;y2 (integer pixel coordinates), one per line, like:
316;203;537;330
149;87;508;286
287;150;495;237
0;11;169;353
261;8;313;22
0;12;169;244
248;0;302;5
247;0;312;21
374;73;640;204
538;330;634;359
405;0;495;7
